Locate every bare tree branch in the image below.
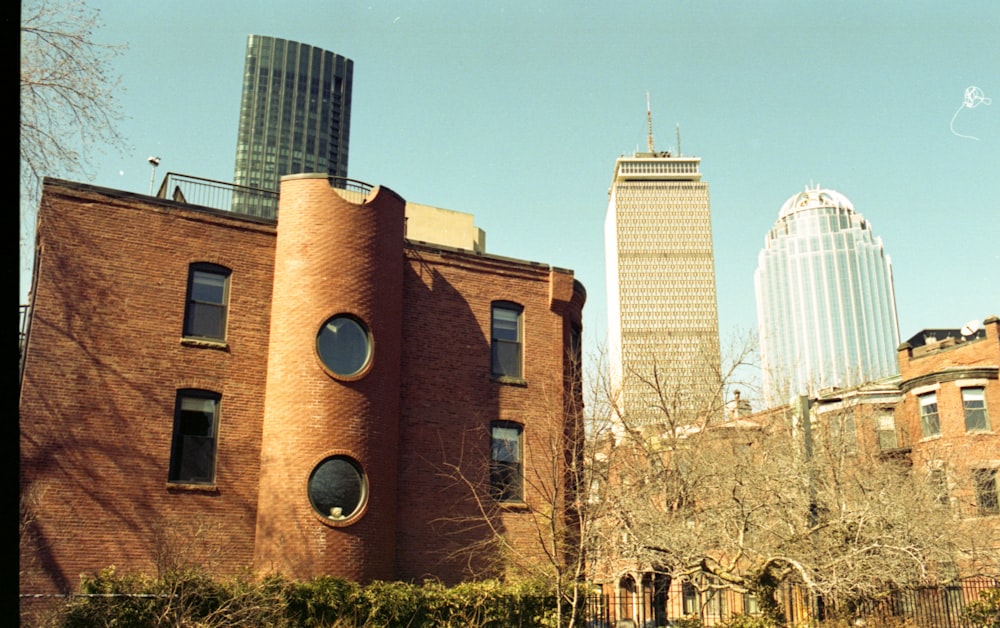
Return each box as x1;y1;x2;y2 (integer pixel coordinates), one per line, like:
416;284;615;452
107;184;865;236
20;0;128;209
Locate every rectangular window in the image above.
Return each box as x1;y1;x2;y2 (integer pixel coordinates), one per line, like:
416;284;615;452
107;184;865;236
681;582;699;616
490;422;523;502
168;390;220;484
829;414;858;455
491;302;523;380
963;387;990;432
183;264;230;341
929;468;949;506
875;410;898;451
973;468;999;516
918;392;940;438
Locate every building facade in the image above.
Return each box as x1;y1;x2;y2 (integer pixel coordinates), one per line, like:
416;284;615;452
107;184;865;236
20;176;585;596
755;186;900;404
591;317;999;625
604;148;721;425
897;317;1000;552
232;35;353;217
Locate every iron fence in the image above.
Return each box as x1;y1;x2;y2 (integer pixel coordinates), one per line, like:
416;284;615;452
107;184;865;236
584;578;999;627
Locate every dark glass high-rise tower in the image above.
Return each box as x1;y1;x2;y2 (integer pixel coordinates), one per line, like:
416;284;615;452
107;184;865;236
232;35;353;218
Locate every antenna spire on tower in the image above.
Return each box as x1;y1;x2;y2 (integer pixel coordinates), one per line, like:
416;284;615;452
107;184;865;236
646;92;655;153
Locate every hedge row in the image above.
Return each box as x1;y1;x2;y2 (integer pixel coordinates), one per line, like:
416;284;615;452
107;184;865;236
53;567;559;627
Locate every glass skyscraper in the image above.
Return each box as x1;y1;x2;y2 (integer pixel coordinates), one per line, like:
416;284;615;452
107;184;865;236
604;149;722;426
754;186;899;404
232;35;353;218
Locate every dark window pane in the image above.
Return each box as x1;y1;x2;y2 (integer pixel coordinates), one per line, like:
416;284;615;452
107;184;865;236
191;271;226;304
974;469;999;516
308;456;366;520
187;303;224;339
491;303;522;379
169;393;218;484
492;341;521;378
491;423;523;501
492;308;519;341
316;315;371;377
184;265;229;341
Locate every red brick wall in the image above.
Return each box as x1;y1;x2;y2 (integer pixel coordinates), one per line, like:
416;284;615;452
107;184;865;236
20;181;275;593
395;247;583;583
897;317;1000;519
254;176;404;582
20;178;585;592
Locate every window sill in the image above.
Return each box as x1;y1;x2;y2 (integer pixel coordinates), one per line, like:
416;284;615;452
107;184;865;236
166;482;218;493
496;500;529;511
919;434;942;442
181;337;229;351
491;375;527;387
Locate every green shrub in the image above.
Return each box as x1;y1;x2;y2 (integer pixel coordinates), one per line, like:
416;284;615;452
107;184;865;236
964;587;1000;628
55;568;561;627
670;616;705;628
720;613;781;628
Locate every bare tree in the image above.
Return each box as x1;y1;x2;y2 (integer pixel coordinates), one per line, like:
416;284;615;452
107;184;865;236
589;334;973;623
433;348;603;627
20;0;127;201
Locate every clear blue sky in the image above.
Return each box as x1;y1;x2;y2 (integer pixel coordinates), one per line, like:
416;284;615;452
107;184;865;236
22;0;999;374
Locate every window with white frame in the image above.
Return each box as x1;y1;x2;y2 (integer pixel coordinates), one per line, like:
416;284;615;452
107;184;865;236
918;392;940;438
875;410;898;450
963;387;990;432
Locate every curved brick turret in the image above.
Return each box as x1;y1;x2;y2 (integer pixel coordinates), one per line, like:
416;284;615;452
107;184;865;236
254;174;404;581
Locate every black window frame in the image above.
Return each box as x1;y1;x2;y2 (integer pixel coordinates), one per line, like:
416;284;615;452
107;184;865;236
490;421;524;502
491;301;524;381
168;389;221;485
183;263;231;342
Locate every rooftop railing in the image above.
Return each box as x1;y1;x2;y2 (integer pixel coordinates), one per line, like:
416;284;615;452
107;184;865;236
155;173;374;220
156;173;278;216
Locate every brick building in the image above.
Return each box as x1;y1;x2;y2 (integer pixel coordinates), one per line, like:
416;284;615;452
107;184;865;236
590;316;999;626
896;316;1000;574
19;175;585;595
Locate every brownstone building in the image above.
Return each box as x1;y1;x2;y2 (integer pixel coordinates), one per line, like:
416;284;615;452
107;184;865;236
19;175;585;596
896;316;1000;575
590;317;999;626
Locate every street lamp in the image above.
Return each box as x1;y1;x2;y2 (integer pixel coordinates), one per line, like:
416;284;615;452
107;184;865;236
147;156;161;195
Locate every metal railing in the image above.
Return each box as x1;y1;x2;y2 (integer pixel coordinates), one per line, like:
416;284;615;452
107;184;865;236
154;173;375;220
156;173;278;217
583;578;999;627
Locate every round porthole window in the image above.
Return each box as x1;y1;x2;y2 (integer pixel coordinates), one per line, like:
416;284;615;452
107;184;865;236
308;455;367;522
316;314;371;378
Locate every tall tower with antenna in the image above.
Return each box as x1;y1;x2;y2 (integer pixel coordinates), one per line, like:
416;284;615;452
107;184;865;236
605;98;721;426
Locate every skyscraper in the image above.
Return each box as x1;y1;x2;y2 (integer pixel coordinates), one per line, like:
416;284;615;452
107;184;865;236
604;128;721;425
755;186;900;403
232;35;353;217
